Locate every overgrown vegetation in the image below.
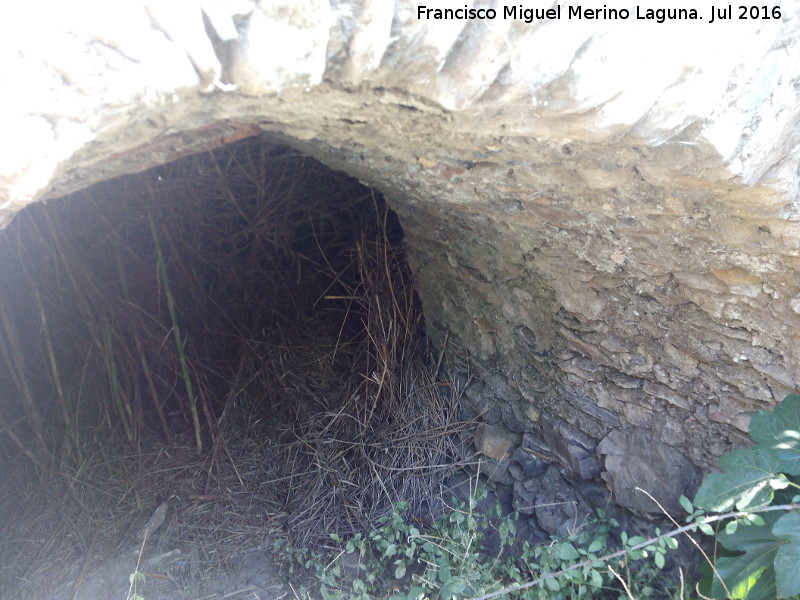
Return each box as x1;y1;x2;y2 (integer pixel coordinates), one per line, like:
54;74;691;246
0;137;472;598
278;489;679;600
687;392;800;599
277;394;800;600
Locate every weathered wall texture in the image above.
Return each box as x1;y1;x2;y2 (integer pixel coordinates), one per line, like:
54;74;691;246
3;0;800;511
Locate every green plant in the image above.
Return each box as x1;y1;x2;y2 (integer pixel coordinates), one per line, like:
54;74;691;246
278;489;676;600
683;392;800;599
126;569;146;600
277;393;800;600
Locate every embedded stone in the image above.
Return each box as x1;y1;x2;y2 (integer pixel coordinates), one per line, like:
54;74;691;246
475;424;518;461
513;447;549;478
597;429;701;515
513;480;540;515
501;401;530;433
709;266;762;286
522;403;541;422
476;457;515;486
540;418;602;480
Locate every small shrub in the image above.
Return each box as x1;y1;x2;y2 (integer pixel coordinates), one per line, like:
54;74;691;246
279;392;800;600
683;392;800;599
278;489;676;600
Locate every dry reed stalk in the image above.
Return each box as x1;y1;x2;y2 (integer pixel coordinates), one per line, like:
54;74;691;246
0;137;474;598
0;295;46;463
101;325;135;442
148;211;202;454
31;286;72;438
133;331;173;444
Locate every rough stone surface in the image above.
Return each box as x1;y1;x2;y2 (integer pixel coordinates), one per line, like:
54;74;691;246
597;429;702;515
513;447;549;479
533;466;594;537
475;424;518;461
540;417;602;481
2;1;800;490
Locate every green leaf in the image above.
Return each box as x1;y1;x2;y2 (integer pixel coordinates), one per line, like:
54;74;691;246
772;512;800;598
394;562;407;579
665;536;679;550
627;535;647;546
698;521;716;536
554;542;580;561
439;577;466;600
590;568;603;588
679;495;694;513
544;576;561;592
749;394;800;475
654;551;665;569
436;559;451;584
404;586;427;600
587;539;604;553
693;447;787;512
711;512;783;599
712;557;773;600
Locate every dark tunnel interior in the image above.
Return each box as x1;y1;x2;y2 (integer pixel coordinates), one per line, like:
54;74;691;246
0;136;471;599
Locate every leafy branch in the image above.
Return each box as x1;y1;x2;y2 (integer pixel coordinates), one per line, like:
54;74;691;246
476;392;800;600
471;503;799;600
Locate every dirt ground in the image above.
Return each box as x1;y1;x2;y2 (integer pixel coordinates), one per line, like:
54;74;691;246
0;435;294;600
52;545;289;600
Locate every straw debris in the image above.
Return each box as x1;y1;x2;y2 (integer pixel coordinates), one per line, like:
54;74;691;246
0;137;474;598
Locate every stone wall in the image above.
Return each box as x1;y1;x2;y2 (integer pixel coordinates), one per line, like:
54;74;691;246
2;0;800;512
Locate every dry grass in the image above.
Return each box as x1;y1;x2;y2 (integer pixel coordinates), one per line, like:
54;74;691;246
0;136;475;599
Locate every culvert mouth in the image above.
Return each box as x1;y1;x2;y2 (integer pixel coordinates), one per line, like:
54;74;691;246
0;136;473;599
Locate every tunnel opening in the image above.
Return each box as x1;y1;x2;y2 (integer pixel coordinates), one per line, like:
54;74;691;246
0;136;474;598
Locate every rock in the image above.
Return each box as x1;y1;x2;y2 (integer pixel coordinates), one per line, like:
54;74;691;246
643;380;693;411
501;401;529;433
508;461;524;481
520;430;550;454
464;380;486;404
474;423;518;461
515;516;547;549
708;405;752;433
476;457;515;485
522;403;541;422
482;405;503;425
597;428;701;515
576;483;613;512
464;380;506;424
540;417;602;480
513;447;549;478
513;479;539;514
484;373;522;403
534;466;578;535
709;266;762;286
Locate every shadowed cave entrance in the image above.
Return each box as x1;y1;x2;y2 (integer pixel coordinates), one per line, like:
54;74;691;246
0;137;473;599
